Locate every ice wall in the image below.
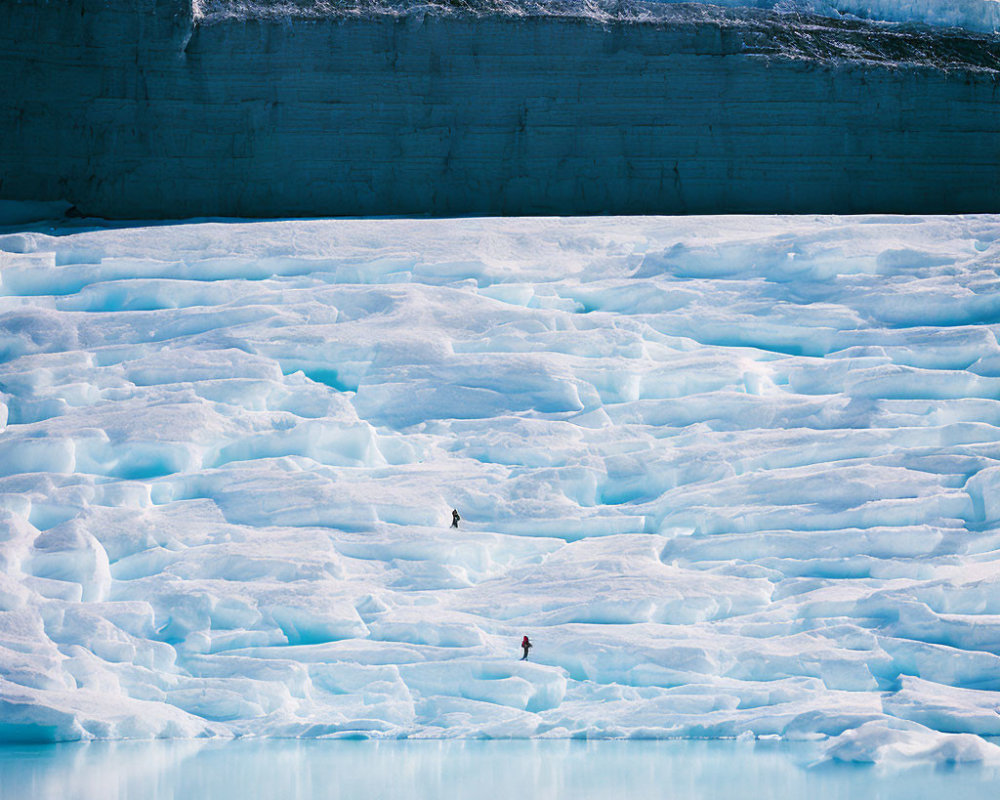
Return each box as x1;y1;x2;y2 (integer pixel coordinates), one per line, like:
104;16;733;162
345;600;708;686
3;0;1000;218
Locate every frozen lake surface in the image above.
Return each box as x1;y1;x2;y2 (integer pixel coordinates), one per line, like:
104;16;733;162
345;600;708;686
2;739;1000;800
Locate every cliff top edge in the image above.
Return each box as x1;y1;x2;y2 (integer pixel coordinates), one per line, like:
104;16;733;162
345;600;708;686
193;0;1000;36
188;0;1000;73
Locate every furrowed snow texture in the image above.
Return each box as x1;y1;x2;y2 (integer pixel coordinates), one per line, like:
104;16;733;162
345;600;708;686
4;0;1000;218
3;215;1000;764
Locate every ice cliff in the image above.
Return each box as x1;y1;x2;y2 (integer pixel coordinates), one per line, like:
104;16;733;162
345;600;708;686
3;213;1000;764
3;0;1000;218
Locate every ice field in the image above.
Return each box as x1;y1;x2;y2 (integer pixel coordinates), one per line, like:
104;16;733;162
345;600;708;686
3;214;1000;763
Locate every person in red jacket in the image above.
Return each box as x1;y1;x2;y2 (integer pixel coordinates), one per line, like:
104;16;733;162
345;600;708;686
520;635;532;661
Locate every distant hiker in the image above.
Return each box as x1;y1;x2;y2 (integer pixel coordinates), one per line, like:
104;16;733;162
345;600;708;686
520;635;532;661
451;509;461;528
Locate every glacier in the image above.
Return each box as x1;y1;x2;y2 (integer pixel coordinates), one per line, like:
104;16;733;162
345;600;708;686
3;211;1000;764
5;0;1000;218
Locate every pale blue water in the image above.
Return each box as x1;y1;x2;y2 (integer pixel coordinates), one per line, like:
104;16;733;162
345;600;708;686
0;740;997;800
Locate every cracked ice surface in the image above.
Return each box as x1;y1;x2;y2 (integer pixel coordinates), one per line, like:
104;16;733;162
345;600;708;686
2;215;1000;763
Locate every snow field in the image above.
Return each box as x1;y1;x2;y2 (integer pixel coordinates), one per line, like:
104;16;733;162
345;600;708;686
2;215;1000;763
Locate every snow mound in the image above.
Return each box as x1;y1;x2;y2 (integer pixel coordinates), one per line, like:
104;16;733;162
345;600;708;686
3;215;1000;762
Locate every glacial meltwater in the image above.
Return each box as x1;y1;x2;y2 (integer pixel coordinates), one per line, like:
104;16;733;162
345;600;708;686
0;740;999;800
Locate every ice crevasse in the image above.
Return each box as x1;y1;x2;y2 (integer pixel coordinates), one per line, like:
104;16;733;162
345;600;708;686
2;214;1000;764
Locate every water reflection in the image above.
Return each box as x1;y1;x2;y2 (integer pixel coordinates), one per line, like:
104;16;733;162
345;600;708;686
1;739;998;800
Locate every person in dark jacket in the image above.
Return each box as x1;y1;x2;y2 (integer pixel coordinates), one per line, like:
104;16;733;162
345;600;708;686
451;509;461;528
520;635;532;661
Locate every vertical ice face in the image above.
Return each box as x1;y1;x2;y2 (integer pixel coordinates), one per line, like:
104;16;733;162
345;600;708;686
2;215;1000;763
3;0;1000;217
